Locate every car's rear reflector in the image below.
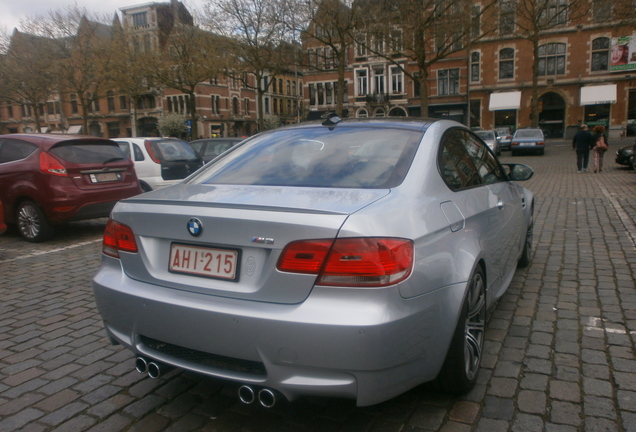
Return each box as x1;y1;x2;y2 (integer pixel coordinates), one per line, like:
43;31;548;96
103;219;138;258
277;238;413;287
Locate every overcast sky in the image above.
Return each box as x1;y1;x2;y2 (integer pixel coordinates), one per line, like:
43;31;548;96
0;0;203;34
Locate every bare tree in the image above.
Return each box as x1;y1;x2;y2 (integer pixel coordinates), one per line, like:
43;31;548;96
149;21;224;138
355;0;498;117
0;29;59;132
296;0;357;117
108;18;159;137
24;6;118;135
203;0;291;131
511;0;590;127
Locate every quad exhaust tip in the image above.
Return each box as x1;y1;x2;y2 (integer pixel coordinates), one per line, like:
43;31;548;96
238;385;280;408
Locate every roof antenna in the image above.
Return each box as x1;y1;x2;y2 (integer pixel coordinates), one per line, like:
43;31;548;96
322;112;342;127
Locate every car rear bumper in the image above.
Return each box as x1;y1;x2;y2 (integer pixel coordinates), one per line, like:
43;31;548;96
93;257;464;406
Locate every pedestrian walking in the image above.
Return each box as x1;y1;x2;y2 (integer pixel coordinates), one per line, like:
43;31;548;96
591;125;609;172
572;124;593;172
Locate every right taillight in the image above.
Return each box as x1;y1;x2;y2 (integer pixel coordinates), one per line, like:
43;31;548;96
144;140;161;164
277;238;413;287
40;152;68;176
103;219;138;258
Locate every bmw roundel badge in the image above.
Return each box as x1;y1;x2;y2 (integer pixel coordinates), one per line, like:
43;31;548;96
187;218;203;237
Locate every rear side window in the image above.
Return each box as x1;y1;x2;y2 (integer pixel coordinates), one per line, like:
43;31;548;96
151;139;199;162
438;129;506;191
190;126;423;188
49;141;128;164
0;139;38;163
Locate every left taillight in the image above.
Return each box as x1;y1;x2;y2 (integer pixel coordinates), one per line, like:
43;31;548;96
40;152;68;176
277;238;413;287
103;219;138;258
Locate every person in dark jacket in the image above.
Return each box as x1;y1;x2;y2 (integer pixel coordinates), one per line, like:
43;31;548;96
572;124;593;172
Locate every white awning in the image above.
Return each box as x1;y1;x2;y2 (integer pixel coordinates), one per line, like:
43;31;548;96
580;85;617;105
67;125;82;134
489;91;522;111
40;127;50;133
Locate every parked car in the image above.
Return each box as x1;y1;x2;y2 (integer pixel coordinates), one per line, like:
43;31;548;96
510;128;546;156
93;118;535;407
495;127;513;150
189;137;244;164
615;145;634;169
0;200;6;235
0;134;141;242
475;130;501;155
113;137;204;192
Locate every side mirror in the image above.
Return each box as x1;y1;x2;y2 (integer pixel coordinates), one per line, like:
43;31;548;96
502;163;534;181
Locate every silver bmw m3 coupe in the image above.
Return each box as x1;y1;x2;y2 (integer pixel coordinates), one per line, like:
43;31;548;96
93;117;534;407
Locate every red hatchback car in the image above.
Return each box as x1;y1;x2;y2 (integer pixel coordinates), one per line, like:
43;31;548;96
0;134;142;242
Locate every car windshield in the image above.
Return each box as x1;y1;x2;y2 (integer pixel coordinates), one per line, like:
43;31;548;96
189;126;423;188
153;139;199;162
49;141;128;164
515;130;542;139
476;131;495;140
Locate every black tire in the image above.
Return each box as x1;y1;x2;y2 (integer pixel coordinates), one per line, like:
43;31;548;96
433;267;486;394
140;181;152;193
518;215;533;268
16;200;54;242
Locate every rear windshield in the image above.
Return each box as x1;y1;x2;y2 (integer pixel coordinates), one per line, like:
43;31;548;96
49;141;128;164
476;131;495;140
151;139;199;162
514;130;543;139
189;126;423;188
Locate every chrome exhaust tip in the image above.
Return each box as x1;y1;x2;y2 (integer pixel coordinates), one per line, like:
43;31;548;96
135;357;148;374
238;385;256;404
147;361;172;379
258;388;278;408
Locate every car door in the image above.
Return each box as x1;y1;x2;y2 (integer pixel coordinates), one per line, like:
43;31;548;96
438;129;514;292
462;131;524;291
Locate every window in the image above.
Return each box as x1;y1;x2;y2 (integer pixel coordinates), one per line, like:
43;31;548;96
471;52;481;82
592;0;611;21
373;67;385;95
591;37;610;72
265;97;270;114
0;139;38;164
244;98;250;115
500;0;515;35
287;80;291;95
309;84;316;105
439;129;505;191
93;98;100;112
356;69;368;96
7;104;13;118
119;95;127;110
438;69;460;96
391;67;403;93
317;83;324;105
389;30;402;53
132;12;148;27
107;91;115;112
470;5;481;38
355;34;367;57
70;94;78;114
538;43;566;76
326;83;333;104
308;50;315;68
540;0;568;25
499;48;515;79
107;122;120;138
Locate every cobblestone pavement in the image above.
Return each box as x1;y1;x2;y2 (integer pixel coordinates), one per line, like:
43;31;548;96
0;139;635;432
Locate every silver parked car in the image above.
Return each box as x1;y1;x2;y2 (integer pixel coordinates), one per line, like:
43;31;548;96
93;118;535;407
475;129;501;155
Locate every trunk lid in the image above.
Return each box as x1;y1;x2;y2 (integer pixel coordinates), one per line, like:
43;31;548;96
113;184;390;304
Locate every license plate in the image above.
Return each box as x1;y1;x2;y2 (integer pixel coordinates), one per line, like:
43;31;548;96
90;172;121;183
169;244;238;280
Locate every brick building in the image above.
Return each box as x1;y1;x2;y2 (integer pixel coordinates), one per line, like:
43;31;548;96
302;0;636;139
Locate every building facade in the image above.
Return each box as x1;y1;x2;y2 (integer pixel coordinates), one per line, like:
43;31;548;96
302;1;636;139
